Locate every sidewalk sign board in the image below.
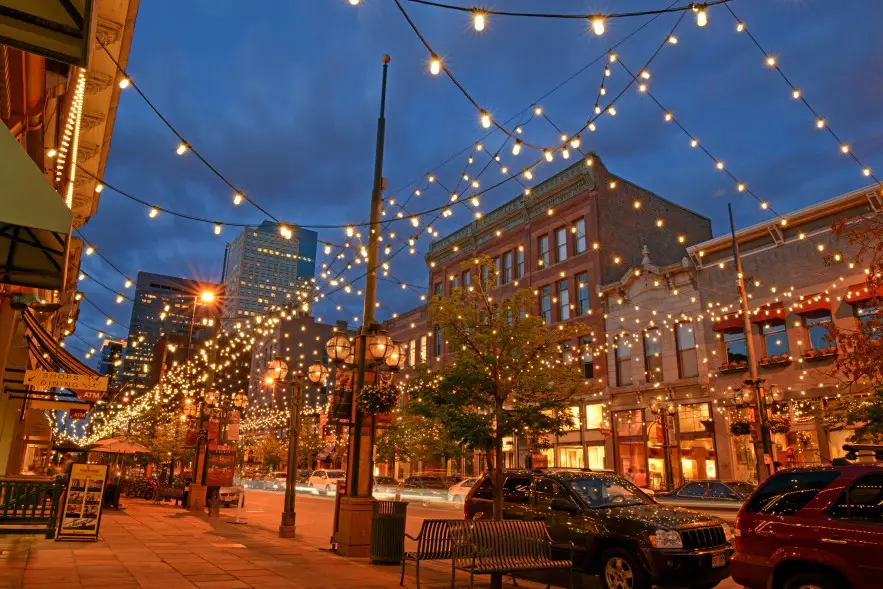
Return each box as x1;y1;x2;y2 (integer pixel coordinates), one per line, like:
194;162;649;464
57;463;108;541
24;370;108;391
205;447;235;487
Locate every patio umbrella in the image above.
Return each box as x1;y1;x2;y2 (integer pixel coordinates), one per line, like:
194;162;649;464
89;437;149;454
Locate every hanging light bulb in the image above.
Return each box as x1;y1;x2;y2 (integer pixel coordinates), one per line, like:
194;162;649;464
544;150;553;162
480;111;491;128
119;77;130;89
176;142;188;155
570;136;581;149
95;183;104;193
149;208;159;218
473;10;486;31
736;22;745;32
348;0;360;5
562;148;570;159
471;196;480;207
591;17;605;36
233;192;243;205
512;140;522;156
695;5;708;27
214;224;222;235
429;55;442;75
124;279;132;288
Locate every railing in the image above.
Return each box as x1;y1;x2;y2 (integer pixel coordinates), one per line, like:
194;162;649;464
0;477;64;537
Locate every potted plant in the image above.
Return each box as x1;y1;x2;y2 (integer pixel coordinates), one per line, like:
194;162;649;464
730;420;751;436
739;360;748;368
356;383;399;415
766;415;791;434
761;356;770;365
805;349;817;358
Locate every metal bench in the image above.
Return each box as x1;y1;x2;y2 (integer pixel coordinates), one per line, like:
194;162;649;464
400;518;459;589
449;520;573;589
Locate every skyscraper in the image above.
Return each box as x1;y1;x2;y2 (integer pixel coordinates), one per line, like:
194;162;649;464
98;338;126;390
121;271;220;392
222;221;317;325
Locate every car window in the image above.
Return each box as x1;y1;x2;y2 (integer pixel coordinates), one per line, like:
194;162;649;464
731;482;756;496
679;482;708;498
568;476;650;508
744;471;839;516
503;476;531;504
472;477;493;499
327;471;345;479
828;472;883;524
535;478;568;506
463;478;478;486
709;483;737;498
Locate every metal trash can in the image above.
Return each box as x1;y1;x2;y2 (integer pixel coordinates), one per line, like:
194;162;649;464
370;500;408;564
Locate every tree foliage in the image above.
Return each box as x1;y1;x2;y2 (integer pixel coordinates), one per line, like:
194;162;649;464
406;257;592;519
375;407;463;464
823;387;883;444
252;435;287;470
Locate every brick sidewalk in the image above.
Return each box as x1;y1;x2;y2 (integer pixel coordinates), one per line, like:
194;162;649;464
0;501;554;589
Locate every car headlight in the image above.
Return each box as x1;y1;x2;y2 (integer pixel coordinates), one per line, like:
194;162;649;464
649;528;683;549
721;522;735;544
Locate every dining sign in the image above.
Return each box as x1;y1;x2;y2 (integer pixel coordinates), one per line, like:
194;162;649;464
24;370;108;392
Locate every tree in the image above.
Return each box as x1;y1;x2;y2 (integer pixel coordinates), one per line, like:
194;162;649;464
297;418;324;470
822;387;883;444
410;257;591;524
253;435;287;471
375;409;463;466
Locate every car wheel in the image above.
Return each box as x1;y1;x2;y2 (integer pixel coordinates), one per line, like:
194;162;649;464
783;572;839;589
599;548;649;589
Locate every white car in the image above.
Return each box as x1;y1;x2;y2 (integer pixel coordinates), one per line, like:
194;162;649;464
308;469;346;495
447;477;478;503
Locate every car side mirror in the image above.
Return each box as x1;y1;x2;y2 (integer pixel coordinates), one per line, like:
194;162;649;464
550;498;578;514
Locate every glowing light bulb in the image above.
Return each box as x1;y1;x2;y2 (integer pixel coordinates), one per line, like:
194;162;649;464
176;142;188;155
473;11;486;31
95;184;104;193
604;67;611;77
664;113;673;122
149;208;159;218
524;170;533;180
608;53;617;63
736;22;745;32
690;138;699;148
562;148;570;159
864;168;872;177
638;84;647;93
471;196;480;207
640;70;651;80
346;226;355;237
124;280;132;288
737;183;745;192
716;161;724;170
668;35;678;44
695;6;707;27
591;18;605;36
534;106;543;115
512;140;522;155
47;148;57;157
792;89;801;99
233;193;243;205
588;122;597;132
570;136;581;149
430;56;441;75
761;202;769;210
119;77;130;89
214;224;222;235
544;150;553;162
607;107;616;116
816;118;825;129
766;56;776;67
348;0;359;5
480;111;491;128
841;145;850;154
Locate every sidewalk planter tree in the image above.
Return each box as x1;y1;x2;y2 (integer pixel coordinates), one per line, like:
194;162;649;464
406;257;589;533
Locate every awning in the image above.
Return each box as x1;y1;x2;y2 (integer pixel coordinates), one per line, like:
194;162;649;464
0;124;72;290
751;302;786;324
712;313;744;331
845;282;883;304
791;293;832;315
0;0;95;67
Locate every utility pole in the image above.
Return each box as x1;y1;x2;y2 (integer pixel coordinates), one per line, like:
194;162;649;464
336;55;390;558
728;204;771;483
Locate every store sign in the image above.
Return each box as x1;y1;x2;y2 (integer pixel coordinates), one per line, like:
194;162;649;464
57;463;107;541
75;390;105;402
226;410;240;442
24;370;108;392
206;448;235;487
69;408;88;419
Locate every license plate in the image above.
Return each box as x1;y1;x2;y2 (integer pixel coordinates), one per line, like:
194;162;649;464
711;552;727;568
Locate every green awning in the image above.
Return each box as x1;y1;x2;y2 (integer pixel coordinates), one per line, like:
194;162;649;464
0;123;72;290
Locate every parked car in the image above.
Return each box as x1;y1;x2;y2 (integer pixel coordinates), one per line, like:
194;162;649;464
732;463;883;589
308;469;346;495
654;480;755;519
447;477;478;503
218;486;243;507
373;476;399;497
399;475;449;505
465;470;733;589
242;478;265;490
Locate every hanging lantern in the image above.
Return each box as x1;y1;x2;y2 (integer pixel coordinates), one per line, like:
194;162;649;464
766;384;783;403
325;331;351;363
741;387;755;404
204;390;218;407
384;342;403;369
368;330;393;361
267;357;289;381
307;361;328;384
666;401;677;415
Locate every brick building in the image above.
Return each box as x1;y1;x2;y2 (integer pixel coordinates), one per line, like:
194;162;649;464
386;156;713;476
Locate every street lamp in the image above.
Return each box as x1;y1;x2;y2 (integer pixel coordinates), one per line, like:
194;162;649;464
648;392;678;491
268;357;327;538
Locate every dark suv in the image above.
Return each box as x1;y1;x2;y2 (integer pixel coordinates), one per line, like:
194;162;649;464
732;464;883;589
464;469;733;589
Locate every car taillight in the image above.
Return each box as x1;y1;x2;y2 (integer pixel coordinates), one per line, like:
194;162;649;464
734;513;743;552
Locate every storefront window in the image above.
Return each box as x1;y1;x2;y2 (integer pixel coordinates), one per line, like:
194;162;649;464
615;409;645;485
727;407;758;484
586;445;605;470
678;403;711;433
679;439;717;480
615;409;643;437
564;406;581;431
558;446;584;468
585;404;603;430
646;414;675;491
773;429;822;468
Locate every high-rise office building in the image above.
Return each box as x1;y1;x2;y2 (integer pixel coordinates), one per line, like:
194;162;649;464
121;271;220;392
222;221;317;325
98;338;126;390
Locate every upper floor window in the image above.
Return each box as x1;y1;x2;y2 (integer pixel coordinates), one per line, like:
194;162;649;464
434;282;443;297
409;339;417;366
573;218;587;254
805;312;832;350
643;328;663;382
576;273;590;316
722;329;748;365
556;279;570;321
451;276;459;290
675;322;699;378
555;228;568;263
433;326;442;357
419;335;428;364
538;235;550;268
761;321;789;358
462;270;471;287
614;335;632;386
580;336;593;379
502;251;513;284
515;248;525;278
494;257;501;287
539;286;552;323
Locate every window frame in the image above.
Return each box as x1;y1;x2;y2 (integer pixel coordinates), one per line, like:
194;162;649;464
555;227;568;263
761;320;789;358
722;328;748;365
675;322;699;378
643;327;663;383
804;312;832;351
433;325;442;358
576;272;590;316
614;335;632;386
515;248;525;278
538;235;550;268
502;251;513;284
574;218;587;254
556;279;570;322
539;286;552;323
580;336;594;379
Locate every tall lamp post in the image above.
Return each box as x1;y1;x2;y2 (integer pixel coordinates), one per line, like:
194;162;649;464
735;379;782;479
648;392;677;491
267;357;327;538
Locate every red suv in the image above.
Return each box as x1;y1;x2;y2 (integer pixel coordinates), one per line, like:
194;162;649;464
732;464;883;589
